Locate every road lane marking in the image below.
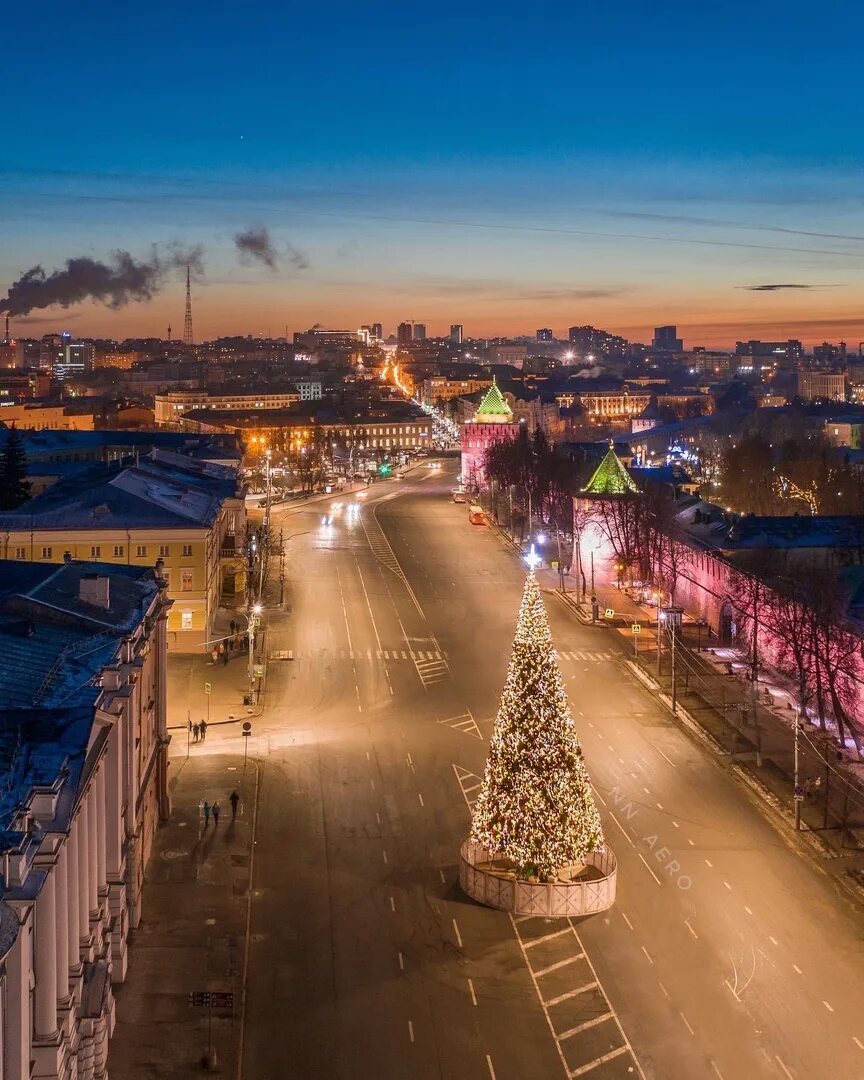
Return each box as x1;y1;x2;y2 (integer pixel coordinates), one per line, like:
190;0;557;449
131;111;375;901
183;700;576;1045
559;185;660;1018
439;869;446;884
769;936;779;946
672;820;679;828
545;985;598;1007
655;802;663;810
655;745;677;767
723;881;732;891
418;793;424;806
570;1046;630;1077
366;751;370;761
704;859;714;868
524;928;572;948
744;906;753;916
370;779;375;790
468;978;477;1006
775;1056;793;1079
823;1000;834;1012
680;1012;695;1036
638;852;662;885
608;812;635;846
390;896;395;912
398;951;404;971
687;838;695;846
533;955;586;978
710;1063;724;1080
452;918;463;949
486;1054;497;1079
382;850;388;864
684;919;698;940
641;945;654;965
375;812;380;824
658;981;670;999
408;1021;414;1044
557;1013;614;1041
621;911;634;930
853;1037;864;1050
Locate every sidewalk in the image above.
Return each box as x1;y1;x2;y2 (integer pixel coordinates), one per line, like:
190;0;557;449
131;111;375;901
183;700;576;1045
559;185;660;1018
109;752;258;1077
168;633;267;734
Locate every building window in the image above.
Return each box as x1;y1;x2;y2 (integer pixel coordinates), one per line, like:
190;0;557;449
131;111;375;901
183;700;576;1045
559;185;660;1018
136;545;147;558
113;545;124;558
15;547;26;560
182;544;193;557
181;569;193;592
41;546;52;559
181;611;193;630
90;546;101;559
159;545;170;557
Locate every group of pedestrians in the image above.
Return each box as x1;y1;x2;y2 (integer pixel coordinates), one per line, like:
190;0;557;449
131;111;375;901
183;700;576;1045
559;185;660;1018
211;634;245;666
200;790;240;828
188;719;208;743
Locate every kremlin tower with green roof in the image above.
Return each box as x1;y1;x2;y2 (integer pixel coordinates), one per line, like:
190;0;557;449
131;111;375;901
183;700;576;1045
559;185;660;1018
460;378;518;490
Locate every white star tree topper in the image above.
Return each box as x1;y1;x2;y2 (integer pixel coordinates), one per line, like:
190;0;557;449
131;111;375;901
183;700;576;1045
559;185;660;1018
470;570;604;880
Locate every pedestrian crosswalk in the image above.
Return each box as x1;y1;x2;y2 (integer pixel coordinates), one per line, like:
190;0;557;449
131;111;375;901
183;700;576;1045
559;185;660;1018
451;763;643;1080
556;650;614;664
438;712;483;739
511;916;642;1079
272;647;446;662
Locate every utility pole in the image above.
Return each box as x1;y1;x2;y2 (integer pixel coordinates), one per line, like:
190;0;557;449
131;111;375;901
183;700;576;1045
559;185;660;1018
670;620;677;714
794;708;802;830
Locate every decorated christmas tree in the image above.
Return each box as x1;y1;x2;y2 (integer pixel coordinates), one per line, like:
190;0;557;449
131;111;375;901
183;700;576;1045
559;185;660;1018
470;570;604;880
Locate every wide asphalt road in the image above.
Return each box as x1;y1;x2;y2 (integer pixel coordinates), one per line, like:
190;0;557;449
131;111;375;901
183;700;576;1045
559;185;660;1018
235;464;864;1080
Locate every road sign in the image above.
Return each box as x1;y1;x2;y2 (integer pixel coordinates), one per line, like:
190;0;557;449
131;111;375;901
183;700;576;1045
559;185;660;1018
204;683;212;696
604;608;615;619
632;623;641;634
188;990;234;1009
242;722;252;736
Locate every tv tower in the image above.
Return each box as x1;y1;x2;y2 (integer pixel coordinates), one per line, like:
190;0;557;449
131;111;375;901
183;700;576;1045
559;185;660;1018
182;264;194;346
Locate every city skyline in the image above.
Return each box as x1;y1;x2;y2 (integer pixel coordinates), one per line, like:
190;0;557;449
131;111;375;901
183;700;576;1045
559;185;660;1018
6;2;864;348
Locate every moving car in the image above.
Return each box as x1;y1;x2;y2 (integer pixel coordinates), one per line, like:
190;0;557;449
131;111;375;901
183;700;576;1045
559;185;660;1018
468;505;488;525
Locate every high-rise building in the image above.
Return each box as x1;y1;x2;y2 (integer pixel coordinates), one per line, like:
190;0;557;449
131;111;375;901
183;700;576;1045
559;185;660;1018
39;333;66;370
735;340;804;362
652;325;683;352
537;328;553;342
397;322;413;346
54;341;95;380
413;324;426;342
567;325;629;359
371;323;383;340
449;324;463;345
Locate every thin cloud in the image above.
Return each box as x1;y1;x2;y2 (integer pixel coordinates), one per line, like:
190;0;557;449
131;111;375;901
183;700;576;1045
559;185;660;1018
738;283;814;291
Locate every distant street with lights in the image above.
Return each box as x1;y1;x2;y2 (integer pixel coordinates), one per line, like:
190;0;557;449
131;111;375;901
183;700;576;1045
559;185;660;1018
199;464;864;1079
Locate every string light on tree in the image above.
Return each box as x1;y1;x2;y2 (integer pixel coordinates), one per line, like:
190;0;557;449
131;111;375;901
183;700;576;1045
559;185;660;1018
469;569;605;881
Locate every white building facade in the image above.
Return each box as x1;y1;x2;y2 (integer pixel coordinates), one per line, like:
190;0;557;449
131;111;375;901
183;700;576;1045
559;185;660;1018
0;562;171;1079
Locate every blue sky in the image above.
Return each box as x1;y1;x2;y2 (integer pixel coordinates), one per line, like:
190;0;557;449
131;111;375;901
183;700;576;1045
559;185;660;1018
4;0;864;344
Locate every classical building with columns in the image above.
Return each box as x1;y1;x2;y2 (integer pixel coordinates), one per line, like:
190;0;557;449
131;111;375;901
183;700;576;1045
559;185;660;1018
0;558;170;1079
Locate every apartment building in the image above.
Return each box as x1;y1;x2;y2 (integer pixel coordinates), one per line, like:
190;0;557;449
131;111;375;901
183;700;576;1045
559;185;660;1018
0;450;245;651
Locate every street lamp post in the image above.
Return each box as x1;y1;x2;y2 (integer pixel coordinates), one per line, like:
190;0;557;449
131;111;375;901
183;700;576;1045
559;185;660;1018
240;604;263;704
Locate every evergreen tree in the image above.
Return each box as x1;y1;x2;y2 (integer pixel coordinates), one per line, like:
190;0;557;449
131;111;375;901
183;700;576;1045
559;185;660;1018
0;425;32;510
470;570;604;880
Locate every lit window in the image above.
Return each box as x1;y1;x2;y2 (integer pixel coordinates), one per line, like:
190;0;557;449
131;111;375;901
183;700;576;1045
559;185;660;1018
181;611;193;630
41;546;52;559
181;569;193;592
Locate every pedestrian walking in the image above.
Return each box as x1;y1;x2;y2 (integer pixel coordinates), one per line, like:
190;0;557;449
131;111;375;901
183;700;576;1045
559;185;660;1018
188;718;193;736
200;719;208;741
202;800;211;827
193;722;200;742
212;801;221;826
229;790;240;819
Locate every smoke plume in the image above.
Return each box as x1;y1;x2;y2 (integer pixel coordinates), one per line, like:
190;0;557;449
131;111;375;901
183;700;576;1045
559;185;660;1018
234;226;309;270
0;245;203;317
